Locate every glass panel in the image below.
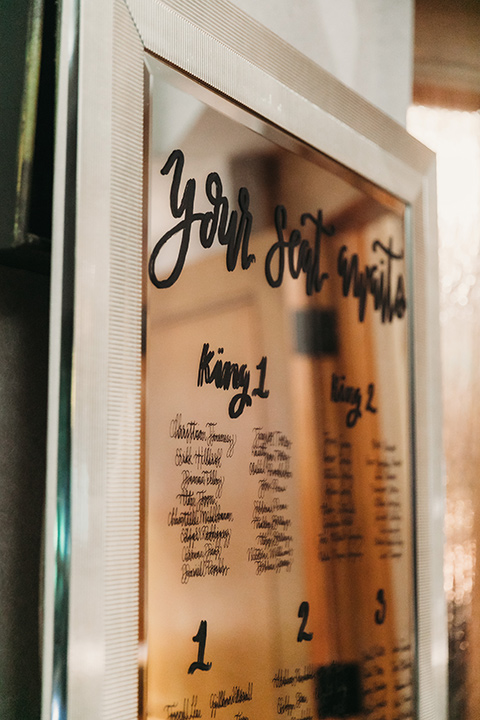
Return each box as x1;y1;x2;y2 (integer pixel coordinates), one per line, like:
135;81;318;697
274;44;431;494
143;55;413;720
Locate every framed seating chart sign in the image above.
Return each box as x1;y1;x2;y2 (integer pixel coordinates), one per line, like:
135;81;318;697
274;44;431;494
42;1;447;719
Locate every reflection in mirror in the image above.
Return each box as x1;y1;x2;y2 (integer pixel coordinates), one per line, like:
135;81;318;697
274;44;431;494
143;54;413;720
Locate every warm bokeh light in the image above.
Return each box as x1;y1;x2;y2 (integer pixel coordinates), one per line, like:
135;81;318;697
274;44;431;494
408;105;480;720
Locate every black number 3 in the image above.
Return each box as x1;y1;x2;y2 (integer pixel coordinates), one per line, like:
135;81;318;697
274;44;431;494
375;589;386;625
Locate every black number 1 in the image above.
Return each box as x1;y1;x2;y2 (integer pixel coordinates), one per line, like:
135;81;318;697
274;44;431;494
188;620;212;674
297;601;313;642
252;356;270;398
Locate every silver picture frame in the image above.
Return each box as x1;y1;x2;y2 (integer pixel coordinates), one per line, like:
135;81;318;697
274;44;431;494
42;1;446;718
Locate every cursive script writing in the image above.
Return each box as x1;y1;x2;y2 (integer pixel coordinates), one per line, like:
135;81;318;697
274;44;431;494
197;343;269;419
210;684;253;718
265;206;334;295
149;149;255;288
337;239;406;322
165;696;202;720
149;150;408;319
330;374;377;427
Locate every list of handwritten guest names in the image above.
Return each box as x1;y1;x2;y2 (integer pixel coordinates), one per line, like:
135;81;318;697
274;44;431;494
273;666;315;720
367;441;405;560
167;414;236;583
362;642;414;720
319;432;364;562
247;428;294;574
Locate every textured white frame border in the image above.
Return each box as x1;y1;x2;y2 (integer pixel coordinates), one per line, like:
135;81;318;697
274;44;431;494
43;0;446;718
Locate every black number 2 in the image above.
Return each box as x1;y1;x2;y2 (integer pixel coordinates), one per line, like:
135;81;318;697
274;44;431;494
188;620;212;674
297;601;313;642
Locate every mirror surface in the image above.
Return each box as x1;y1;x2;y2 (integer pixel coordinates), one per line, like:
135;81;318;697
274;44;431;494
143;54;414;720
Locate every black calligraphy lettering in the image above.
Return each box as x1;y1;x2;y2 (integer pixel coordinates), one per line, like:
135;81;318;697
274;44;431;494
330;373;362;428
266;207;333;294
197;343;270;419
265;205;287;289
252;356;270;399
197;343;215;386
265;206;333;295
197;343;251;419
297;601;313;642
366;383;377;414
149;149;197;288
149;149;255;288
188;620;212;673
375;589;387;625
337;238;406;322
